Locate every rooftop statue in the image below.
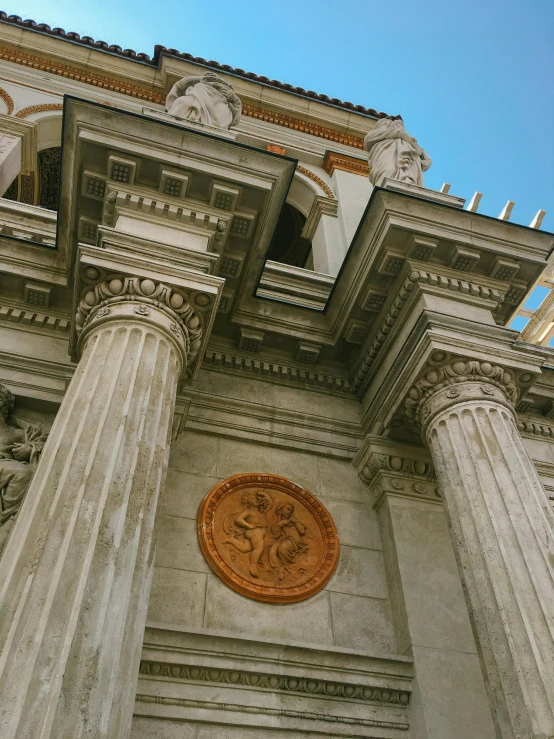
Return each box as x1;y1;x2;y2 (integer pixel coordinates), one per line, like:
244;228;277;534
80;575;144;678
165;71;242;130
364;117;431;187
0;383;47;554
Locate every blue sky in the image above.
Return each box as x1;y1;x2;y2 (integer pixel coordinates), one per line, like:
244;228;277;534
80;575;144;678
3;1;554;229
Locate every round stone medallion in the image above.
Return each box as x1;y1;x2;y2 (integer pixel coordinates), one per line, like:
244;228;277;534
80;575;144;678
197;473;340;603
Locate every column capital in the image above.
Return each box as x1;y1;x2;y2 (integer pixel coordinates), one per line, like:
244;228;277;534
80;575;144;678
70;235;224;380
404;357;526;433
74;273;202;375
354;437;440;508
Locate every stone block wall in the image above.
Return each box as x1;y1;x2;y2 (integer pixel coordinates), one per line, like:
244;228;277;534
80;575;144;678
148;429;396;653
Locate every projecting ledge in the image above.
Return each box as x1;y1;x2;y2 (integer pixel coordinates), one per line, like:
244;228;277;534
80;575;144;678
136;625;412;738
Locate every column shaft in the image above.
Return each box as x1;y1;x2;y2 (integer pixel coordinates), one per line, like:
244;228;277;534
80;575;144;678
0;318;181;738
424;387;554;738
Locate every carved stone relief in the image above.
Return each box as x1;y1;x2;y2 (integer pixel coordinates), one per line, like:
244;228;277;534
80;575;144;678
0;384;47;554
198;473;340;602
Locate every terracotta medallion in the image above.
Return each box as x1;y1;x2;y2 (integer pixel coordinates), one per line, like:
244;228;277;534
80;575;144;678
197;473;340;603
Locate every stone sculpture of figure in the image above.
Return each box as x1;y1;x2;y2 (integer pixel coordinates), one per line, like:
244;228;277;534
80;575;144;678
224;489;274;577
165;71;242;130
364;117;432;187
0;384;47;554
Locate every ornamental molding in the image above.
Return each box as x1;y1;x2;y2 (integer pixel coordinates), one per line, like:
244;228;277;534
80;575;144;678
518;417;554;439
138;660;410;707
0;45;163;104
359;451;435;485
323;150;369;177
15;103;63;119
243;103;364;150
75;273;205;365
0;45;368;149
204;348;351;393
135;694;409;732
0;85;14;115
351;268;506;392
183;389;362;458
0;303;70;333
405;359;519;429
355;439;440;504
295;164;335;198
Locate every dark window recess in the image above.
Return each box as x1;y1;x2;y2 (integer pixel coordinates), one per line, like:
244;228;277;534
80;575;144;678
266;202;312;268
3;176;18;201
38;147;62;211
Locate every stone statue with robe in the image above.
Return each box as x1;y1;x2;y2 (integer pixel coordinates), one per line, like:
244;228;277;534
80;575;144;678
0;383;47;554
165;71;242;130
364;118;431;187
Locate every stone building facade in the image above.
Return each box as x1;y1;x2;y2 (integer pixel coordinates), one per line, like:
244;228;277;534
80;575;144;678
0;13;553;739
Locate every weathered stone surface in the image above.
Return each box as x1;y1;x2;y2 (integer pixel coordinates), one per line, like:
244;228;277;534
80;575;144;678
0;299;183;738
414;364;554;738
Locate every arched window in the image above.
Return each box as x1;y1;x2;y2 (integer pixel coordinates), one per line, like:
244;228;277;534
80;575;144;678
267;202;312;268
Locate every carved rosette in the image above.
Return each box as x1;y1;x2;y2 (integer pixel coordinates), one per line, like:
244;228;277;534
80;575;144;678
74;274;203;370
198;473;340;603
405;359;519;433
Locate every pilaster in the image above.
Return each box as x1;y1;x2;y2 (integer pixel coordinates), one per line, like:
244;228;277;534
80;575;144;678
0;113;37;196
356;438;496;739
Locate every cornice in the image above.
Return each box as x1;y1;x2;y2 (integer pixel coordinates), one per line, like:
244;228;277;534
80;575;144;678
182;386;362;457
518;416;554;439
0;44;372;150
204;347;352;393
323;150;369;176
0;45;163;103
0;12;395;119
350;267;506;392
243;104;365;150
0;303;70;332
135;694;409;732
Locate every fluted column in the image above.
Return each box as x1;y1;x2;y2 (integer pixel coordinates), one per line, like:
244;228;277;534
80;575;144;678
406;360;554;739
0;275;202;738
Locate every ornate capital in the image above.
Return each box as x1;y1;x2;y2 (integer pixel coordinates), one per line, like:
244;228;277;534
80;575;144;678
360;451;434;485
74;272;204;370
405;359;519;431
354;439;440;506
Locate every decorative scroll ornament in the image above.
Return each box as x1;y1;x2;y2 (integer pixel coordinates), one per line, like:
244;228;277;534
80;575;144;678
165;72;242;130
405;359;518;429
75;275;203;363
198;473;340;603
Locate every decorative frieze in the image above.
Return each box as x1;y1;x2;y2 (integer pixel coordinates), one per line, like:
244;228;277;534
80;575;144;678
138;660;410;706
